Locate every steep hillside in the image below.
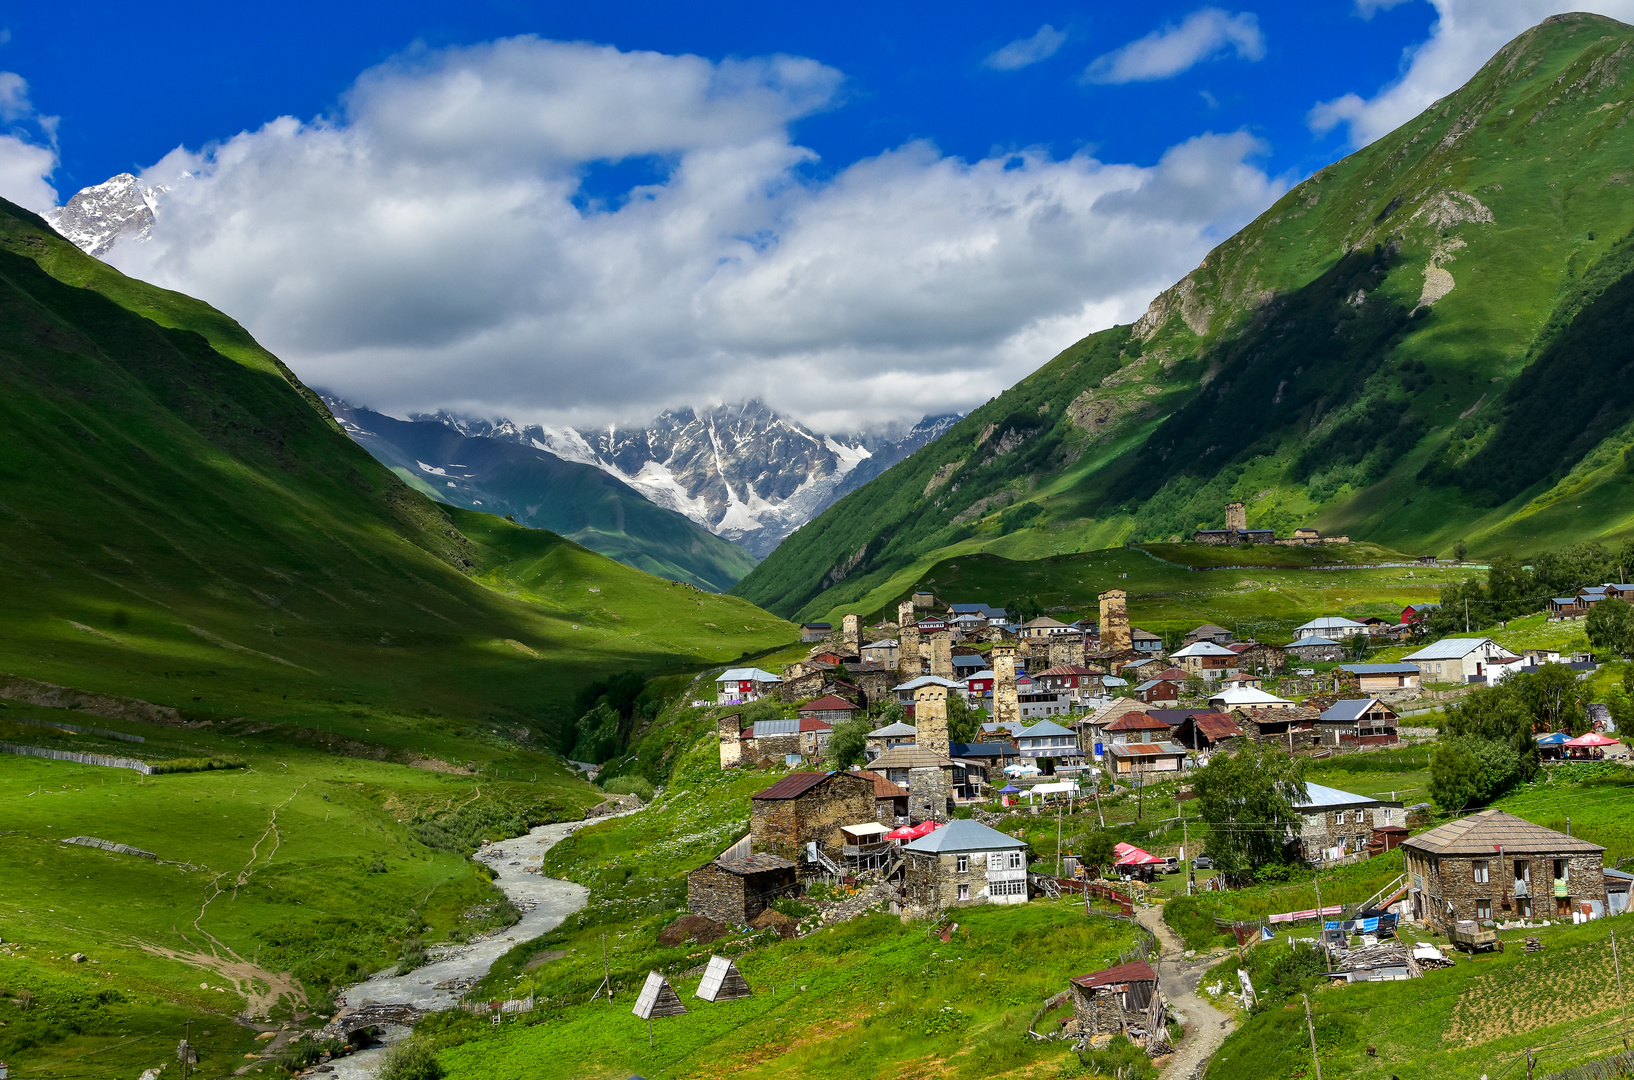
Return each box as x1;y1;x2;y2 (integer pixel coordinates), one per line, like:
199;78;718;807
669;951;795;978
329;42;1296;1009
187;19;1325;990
735;13;1634;620
327;399;757;592
0;197;793;750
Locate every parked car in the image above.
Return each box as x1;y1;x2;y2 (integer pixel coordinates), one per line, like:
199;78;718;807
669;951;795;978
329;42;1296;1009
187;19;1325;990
1163;857;1181;873
1193;854;1215;870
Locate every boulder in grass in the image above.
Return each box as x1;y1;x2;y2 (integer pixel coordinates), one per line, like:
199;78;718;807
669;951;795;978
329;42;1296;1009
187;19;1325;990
656;915;726;947
749;909;798;938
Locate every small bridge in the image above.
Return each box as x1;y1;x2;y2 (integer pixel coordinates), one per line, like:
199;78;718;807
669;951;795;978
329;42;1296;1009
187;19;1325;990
320;1003;427;1040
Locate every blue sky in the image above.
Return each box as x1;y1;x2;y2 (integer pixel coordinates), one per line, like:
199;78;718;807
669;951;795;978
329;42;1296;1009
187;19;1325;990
2;1;1624;430
18;1;1433;197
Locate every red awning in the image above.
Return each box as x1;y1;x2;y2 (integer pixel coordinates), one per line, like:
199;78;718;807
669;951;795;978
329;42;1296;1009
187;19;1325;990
1112;842;1164;866
1566;732;1619;747
886;820;945;840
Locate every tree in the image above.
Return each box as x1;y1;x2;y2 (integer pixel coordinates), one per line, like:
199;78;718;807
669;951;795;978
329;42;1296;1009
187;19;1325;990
1076;830;1118;878
947;693;982;743
1007;596;1044;624
1453;538;1469;562
873;699;907;727
1508;663;1587;736
1430;739;1478;814
1588;597;1634;658
1345;632;1372;661
1425;576;1486;637
1190;741;1306;884
827;715;871;768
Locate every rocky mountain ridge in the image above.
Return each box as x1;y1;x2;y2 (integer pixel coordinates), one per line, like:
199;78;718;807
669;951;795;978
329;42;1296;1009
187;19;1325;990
43;172;163;257
425;401;958;557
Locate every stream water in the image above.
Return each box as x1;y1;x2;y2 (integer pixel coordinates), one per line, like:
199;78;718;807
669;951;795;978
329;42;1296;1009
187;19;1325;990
322;819;598;1078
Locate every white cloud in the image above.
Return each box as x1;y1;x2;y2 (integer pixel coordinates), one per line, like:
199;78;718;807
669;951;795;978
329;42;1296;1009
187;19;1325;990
0;71;57;211
1311;0;1634;146
983;25;1069;70
1356;0;1419;18
1082;8;1266;85
109;36;1282;430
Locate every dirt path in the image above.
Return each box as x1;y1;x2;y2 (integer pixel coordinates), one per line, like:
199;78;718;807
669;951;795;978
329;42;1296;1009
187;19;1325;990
1138;904;1236;1079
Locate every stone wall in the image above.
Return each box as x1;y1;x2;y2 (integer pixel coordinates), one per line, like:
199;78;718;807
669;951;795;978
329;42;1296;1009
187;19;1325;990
993;644;1020;727
898;601;922;677
903;848;1028;909
750;773;877;863
1224;501;1247;531
717;714;743;768
1408;849;1608;930
1071;986;1135;1037
1048;638;1087;669
927;634;954;679
687;862;751;924
842;614;860;654
1098;590;1130;652
907;763;954;821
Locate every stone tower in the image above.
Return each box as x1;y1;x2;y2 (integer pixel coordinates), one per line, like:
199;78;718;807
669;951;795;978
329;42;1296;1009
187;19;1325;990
927;633;953;679
1225;501;1247;532
992;643;1020;728
914;684;950;757
842;613;860;654
1098;589;1130;652
897;600;922;676
717;713;743;768
1048;636;1086;670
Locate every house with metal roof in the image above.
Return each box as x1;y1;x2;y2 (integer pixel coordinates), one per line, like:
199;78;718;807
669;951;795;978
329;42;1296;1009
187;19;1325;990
1105;711;1173;742
1316;697;1400;747
1015;719;1081;763
1168;640;1239;681
1104;741;1187;776
1286;636;1344;662
1068;961;1164;1046
1401;637;1520;684
749;771;878;865
1294;616;1368;639
715;667;782;705
1337;662;1422;692
1168;710;1243;751
1184;623;1234;646
868;744;958;821
864;721;917;762
1402;809;1607;929
902;819;1030;910
1292;782;1405;864
1207;685;1295;710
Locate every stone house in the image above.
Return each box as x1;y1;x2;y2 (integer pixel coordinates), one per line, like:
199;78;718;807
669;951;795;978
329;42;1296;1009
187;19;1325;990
799;622;832;643
902;819;1030;910
1286;637;1344;663
1170;710;1243;751
686;853;798;925
1316;697;1400;747
799;694;862;724
1233;642;1289;674
867;744;956;821
1232;705;1321;749
1294;616;1368;640
864;721;917;761
842;662;896;710
1402;809;1607;928
860;639;899;666
1105;711;1174;745
1069;961;1163;1041
734;717;834;764
1184;623;1234;646
777;660;835;702
750;771;878;865
1168;641;1239;681
1292;782;1404;862
853;768;910;826
1402;637;1522;684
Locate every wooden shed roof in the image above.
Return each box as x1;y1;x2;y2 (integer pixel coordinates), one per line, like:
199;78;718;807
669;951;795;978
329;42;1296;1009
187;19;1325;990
1071;960;1158;989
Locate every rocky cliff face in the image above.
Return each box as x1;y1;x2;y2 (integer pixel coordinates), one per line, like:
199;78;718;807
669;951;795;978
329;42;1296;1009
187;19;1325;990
429;401;957;557
43;173;163;257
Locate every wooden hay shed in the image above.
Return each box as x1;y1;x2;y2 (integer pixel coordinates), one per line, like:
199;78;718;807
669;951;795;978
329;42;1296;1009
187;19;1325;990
632;971;688;1019
694;955;752;1002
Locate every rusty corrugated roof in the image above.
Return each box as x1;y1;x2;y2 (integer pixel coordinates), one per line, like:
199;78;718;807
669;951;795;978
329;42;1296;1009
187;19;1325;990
751;772;835;800
1071;960;1158;989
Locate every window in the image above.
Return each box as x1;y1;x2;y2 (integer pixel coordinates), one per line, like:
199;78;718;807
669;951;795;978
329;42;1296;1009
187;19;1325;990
1473;860;1489;884
958;884;969;901
956;855;969;874
1555;859;1569;883
988;852;1004;871
1007;851;1024;869
1475;899;1492;920
1335;812;1345;826
1518;898;1533;919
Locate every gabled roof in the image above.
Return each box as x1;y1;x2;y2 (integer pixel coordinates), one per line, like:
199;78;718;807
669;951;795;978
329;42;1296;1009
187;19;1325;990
1296;616;1366;631
868;745;956;770
863;638;899;648
1403;637;1516;661
1033;665;1106;677
1288;636;1342;648
1293;781;1381;810
1190;713;1244;740
891;675;966;691
800;694;860;713
718;666;782;683
1186;623;1231;638
1071;960;1158;989
1170;640;1237;658
752;772;850;800
1107;711;1171;732
1131;628;1163;640
903;818;1026;854
967;670;995;680
1148;667;1190;681
714;853;799;875
746;717;799;736
950;741;1011;757
1401;808;1603;856
852;768;909;799
1208;686;1293;707
800;622;832;630
1339;663;1421;674
867;721;918;737
1023;616;1070;629
1319;698;1389;723
1018;719;1077;738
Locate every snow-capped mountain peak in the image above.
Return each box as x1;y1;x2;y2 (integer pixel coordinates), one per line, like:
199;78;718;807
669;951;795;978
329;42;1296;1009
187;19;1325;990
44;174;166;258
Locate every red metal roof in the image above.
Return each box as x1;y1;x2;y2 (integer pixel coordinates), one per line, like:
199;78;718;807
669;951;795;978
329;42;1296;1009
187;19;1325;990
1107;711;1171;731
1191;713;1244;740
853;768;909;800
799;694;860;713
1071;960;1158;988
751;772;836;800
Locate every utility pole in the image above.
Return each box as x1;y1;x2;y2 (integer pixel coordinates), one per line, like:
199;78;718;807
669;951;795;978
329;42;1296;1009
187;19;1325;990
1093;776;1105;828
1315;877;1330;971
1465;596;1470;633
1056;800;1063;878
1302;993;1324;1080
1184;818;1191;897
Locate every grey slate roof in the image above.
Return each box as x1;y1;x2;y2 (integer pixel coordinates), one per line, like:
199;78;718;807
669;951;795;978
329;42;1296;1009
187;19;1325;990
903;818;1027;854
1292;781;1380;810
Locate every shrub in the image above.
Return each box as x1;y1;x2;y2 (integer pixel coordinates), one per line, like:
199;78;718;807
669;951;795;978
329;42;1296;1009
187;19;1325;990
377;1036;445;1080
600;776;654;802
1077;1035;1157;1080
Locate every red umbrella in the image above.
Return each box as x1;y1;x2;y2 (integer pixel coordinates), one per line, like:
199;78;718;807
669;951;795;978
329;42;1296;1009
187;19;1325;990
1566;732;1619;747
886;820;945;840
1113;842;1163;866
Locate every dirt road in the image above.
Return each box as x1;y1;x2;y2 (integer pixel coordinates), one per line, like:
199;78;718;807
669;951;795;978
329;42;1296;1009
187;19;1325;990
1137;904;1236;1079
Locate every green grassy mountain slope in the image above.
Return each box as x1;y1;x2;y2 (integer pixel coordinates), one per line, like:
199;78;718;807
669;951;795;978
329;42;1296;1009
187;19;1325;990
328;400;758;592
734;13;1634;621
0;197;793;750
